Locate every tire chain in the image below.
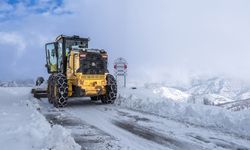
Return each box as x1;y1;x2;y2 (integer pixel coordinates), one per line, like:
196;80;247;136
53;73;68;108
103;74;117;104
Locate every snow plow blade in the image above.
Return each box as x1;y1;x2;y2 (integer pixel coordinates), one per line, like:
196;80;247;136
31;88;47;99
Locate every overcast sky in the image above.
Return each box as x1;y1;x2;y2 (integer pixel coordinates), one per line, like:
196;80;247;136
0;0;250;83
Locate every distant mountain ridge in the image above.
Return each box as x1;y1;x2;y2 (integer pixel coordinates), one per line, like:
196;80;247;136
187;77;250;100
145;77;250;107
0;79;34;87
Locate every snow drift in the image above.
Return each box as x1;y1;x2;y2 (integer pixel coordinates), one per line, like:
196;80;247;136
116;87;250;138
0;87;80;150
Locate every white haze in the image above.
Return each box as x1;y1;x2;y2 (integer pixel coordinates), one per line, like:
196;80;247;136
0;0;250;84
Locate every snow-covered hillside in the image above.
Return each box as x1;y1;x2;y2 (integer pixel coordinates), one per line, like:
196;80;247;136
187;77;250;100
141;77;250;107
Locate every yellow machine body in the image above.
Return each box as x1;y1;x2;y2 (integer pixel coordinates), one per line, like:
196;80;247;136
45;35;117;107
66;50;107;97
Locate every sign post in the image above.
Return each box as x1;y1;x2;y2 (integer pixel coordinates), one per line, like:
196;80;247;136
114;57;128;88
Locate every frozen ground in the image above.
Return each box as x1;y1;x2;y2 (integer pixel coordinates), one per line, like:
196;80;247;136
1;81;250;150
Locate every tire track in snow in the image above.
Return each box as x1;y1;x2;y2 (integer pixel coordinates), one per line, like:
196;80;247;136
112;108;250;150
187;133;249;150
113;120;207;150
38;100;121;150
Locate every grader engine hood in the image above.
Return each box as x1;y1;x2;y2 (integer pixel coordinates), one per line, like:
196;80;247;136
67;48;110;97
77;50;108;74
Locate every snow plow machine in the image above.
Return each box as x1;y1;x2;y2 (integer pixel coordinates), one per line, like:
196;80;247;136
32;35;117;107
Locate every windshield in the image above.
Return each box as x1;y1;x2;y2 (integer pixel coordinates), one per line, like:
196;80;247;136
65;39;88;51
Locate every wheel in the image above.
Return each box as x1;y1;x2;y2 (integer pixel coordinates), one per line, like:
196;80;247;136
51;74;68;108
101;74;117;104
47;75;54;104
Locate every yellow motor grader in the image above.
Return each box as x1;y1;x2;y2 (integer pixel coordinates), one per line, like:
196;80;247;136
33;35;117;107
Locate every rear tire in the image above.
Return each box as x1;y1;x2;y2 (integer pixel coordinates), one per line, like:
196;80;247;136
51;74;68;108
101;74;117;104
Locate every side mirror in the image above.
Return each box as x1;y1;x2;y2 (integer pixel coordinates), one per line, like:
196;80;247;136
36;77;45;86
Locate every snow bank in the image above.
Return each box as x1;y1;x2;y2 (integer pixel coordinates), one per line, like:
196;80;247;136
116;87;250;138
153;87;190;102
0;87;80;150
43;125;81;150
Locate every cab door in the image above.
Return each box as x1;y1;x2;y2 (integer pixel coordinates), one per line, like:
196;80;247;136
45;42;58;73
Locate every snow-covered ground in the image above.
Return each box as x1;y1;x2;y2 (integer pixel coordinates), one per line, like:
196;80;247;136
1;77;250;150
0;87;80;150
36;95;250;150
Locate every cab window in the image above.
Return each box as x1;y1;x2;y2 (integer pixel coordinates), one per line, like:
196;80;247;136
58;42;63;70
46;43;57;72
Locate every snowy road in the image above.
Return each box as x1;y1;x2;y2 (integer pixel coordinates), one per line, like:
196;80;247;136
37;98;250;150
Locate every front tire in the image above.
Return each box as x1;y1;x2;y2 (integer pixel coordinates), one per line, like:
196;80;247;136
51;74;68;108
101;74;117;104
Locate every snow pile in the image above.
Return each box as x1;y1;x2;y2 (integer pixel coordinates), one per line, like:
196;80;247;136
116;87;250;138
153;87;190;102
144;83;190;102
0;87;80;150
44;125;81;150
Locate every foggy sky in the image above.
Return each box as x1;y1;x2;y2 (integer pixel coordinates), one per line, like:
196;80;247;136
1;0;250;83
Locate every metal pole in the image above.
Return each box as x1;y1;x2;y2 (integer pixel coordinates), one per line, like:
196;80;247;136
124;74;126;88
